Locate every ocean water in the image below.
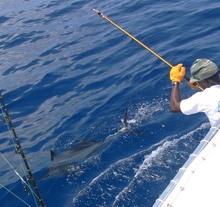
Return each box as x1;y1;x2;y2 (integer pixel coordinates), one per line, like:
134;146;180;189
0;0;219;206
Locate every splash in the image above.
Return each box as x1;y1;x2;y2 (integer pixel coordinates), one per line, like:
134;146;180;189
122;99;168;127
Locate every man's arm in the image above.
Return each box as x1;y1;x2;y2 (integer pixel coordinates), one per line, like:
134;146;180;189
170;82;181;112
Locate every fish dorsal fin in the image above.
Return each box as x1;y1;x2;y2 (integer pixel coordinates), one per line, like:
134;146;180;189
50;150;56;161
123;108;128;128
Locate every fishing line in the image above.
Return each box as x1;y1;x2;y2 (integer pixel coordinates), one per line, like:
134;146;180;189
0;152;39;199
1;152;27;185
93;9;203;91
0;183;31;207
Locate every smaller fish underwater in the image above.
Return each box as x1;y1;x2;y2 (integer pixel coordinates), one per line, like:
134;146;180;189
43;109;129;179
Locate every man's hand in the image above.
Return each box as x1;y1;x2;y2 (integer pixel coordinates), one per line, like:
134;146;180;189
170;63;186;83
188;81;197;90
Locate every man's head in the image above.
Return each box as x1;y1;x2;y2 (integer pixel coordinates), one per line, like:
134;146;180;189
190;58;220;89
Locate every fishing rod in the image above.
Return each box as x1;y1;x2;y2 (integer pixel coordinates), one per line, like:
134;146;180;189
0;94;46;207
93;9;203;91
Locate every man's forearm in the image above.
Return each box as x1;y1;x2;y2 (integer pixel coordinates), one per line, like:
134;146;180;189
170;82;181;112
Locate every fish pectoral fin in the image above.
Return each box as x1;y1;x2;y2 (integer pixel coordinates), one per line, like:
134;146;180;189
50;150;56;161
123;108;128;128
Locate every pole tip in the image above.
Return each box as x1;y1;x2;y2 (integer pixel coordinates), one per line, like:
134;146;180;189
93;8;102;16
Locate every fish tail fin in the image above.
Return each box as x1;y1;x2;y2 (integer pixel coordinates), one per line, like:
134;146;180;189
123;108;128;128
50;150;56;161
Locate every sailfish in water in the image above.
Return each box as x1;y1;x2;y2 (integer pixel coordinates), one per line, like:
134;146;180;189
44;109;128;179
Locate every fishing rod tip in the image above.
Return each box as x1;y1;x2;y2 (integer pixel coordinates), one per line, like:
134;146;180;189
93;8;102;16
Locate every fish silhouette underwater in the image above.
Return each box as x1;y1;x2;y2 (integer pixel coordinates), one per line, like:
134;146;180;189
42;109;129;179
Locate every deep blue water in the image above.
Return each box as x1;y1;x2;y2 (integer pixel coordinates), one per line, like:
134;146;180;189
0;0;219;206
